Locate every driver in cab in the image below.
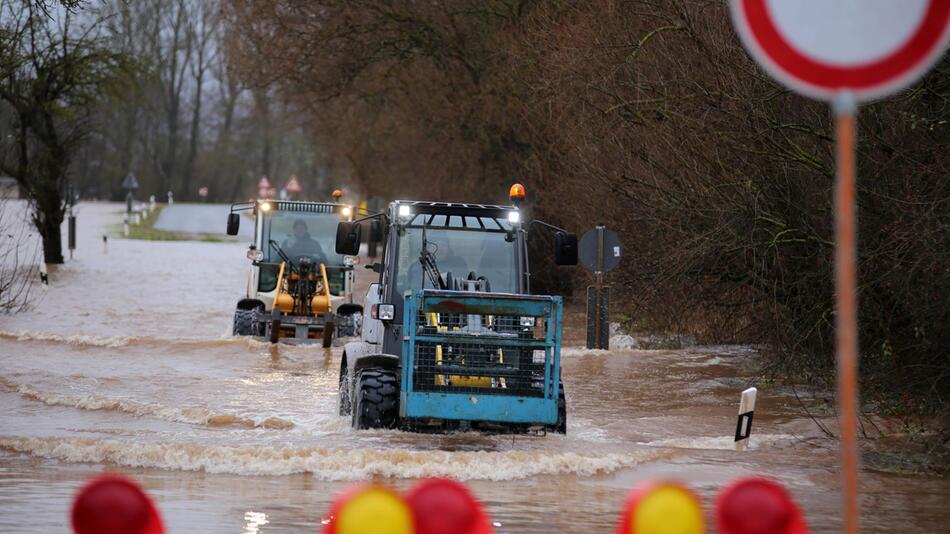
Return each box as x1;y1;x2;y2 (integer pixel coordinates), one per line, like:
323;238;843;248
283;219;326;263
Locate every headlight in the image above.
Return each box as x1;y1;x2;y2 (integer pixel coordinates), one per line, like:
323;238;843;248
341;206;352;217
373;303;395;321
260;202;271;212
398;205;411;218
520;316;535;327
508;211;520;224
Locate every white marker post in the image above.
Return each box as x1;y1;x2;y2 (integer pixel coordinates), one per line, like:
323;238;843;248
731;4;950;531
123;215;129;237
735;387;757;451
39;261;49;288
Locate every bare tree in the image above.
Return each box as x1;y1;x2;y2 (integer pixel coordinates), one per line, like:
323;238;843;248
0;199;39;312
179;0;216;200
0;0;121;264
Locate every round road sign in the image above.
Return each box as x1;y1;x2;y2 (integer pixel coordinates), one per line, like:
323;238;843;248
731;0;950;101
578;226;622;273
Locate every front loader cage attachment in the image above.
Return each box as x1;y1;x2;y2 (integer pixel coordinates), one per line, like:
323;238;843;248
401;289;562;425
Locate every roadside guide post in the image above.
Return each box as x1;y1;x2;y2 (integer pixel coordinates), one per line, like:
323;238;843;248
734;387;757;452
167;191;173;205
579;225;622;350
122;173;138;238
730;2;950;531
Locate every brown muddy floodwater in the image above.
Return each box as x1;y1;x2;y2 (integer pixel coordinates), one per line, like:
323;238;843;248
0;202;947;533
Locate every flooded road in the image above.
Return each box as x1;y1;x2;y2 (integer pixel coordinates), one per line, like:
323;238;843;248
0;202;947;533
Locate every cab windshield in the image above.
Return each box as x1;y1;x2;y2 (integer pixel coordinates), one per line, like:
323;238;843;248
394;214;518;296
257;208;349;296
262;210;345;266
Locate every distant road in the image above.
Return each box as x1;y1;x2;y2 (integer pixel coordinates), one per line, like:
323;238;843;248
153;203;253;237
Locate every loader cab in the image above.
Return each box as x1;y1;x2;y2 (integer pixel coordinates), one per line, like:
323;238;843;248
231;200;356;312
353;201;530;357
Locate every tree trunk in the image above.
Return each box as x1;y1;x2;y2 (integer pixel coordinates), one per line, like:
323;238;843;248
40;217;64;264
32;181;65;265
180;72;203;200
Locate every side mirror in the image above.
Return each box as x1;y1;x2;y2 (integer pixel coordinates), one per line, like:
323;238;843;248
554;232;578;266
226;213;240;236
336;221;362;255
369;219;384;242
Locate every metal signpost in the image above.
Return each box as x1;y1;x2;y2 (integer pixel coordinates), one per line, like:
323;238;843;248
730;2;950;531
66;183;76;260
579;225;622;350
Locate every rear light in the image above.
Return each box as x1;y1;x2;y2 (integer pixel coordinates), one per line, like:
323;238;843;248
247;249;263;261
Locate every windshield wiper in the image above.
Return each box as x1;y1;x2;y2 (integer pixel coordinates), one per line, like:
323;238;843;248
269;240;297;272
419;227;447;290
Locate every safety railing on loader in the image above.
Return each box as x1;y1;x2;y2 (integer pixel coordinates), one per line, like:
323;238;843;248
400;289;562;425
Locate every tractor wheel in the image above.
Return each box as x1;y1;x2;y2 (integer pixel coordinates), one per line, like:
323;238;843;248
339;365;352;416
269;309;281;344
352;367;399;430
232;309;256;336
553;381;567;434
322;321;335;348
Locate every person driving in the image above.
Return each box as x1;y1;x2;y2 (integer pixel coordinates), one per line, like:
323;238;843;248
282;219;326;262
429;233;469;277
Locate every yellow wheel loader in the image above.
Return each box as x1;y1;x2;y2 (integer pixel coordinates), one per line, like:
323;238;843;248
227;200;362;346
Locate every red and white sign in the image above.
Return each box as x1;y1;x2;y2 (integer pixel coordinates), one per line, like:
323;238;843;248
197;187;208;198
256;176;272;198
731;0;950;101
285;174;302;193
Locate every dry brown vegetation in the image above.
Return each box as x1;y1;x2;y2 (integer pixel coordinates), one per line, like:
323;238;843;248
223;1;949;413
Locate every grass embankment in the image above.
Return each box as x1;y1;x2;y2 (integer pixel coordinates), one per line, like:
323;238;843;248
112;205;229;242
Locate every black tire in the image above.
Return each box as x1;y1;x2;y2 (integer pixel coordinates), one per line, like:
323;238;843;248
339;364;352;416
269;308;281;344
553;381;567;434
232;309;256;336
352;367;399;430
322;321;335;348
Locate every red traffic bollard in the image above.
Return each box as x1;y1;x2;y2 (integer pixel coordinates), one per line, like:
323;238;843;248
323;484;414;534
406;479;492;534
615;481;705;534
716;477;807;534
71;474;164;534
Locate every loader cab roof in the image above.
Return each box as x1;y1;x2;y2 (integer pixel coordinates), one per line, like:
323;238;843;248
390;200;519;221
256;200;352;216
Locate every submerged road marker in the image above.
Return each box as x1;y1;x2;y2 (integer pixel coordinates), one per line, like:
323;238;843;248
735;387;757;451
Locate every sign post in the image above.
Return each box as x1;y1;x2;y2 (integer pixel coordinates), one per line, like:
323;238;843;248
731;3;950;532
579;225;622;350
